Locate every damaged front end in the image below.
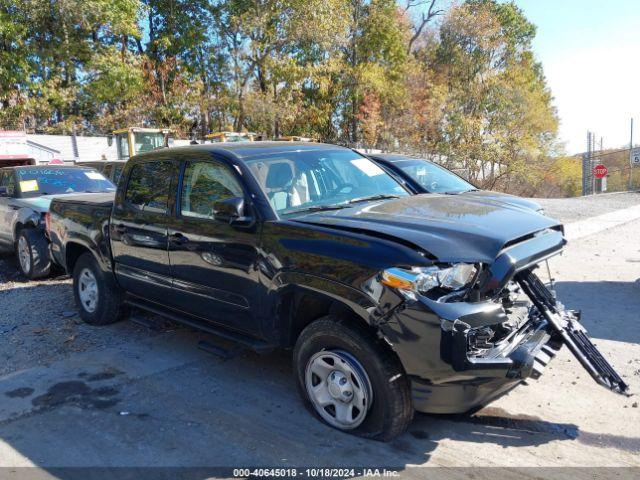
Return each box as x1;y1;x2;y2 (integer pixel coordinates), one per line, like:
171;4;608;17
441;281;561;383
373;227;628;415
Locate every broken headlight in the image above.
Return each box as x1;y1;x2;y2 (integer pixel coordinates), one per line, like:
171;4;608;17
380;264;477;295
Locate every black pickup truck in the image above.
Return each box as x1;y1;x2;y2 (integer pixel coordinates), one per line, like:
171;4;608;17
48;142;627;441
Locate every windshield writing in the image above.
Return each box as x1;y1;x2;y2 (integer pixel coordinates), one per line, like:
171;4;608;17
17;168;116;195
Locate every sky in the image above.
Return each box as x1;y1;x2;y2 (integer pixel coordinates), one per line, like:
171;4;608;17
514;0;640;154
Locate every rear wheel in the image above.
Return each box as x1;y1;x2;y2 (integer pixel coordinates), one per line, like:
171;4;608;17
15;228;51;279
293;316;413;441
73;252;126;325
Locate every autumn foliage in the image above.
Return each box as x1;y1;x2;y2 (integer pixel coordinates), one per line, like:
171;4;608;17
1;0;564;194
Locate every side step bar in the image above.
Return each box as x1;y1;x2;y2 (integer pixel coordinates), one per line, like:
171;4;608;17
124;297;275;354
516;269;629;395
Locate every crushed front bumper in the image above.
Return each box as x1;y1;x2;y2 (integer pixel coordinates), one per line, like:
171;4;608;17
443;316;558;381
379;289;560;414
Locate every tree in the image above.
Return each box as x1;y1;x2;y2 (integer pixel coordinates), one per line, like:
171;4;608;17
403;0;444;54
424;0;558;189
2;0;142;132
2;0;567;196
341;0;410;144
0;2;30;127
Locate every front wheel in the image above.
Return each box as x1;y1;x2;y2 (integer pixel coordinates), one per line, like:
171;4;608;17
293;316;413;441
73;252;126;325
15;228;51;279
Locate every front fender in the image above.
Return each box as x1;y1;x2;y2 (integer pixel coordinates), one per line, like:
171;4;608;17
12;208;43;241
272;270;377;324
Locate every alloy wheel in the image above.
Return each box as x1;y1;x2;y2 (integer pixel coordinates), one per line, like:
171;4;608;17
17;236;31;274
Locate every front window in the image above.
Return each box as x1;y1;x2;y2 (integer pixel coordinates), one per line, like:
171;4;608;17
133;132;165;155
396;160;474;193
16;168;115;197
245;149;408;216
180;161;243;219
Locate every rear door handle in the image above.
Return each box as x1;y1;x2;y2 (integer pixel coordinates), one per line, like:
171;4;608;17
169;232;189;245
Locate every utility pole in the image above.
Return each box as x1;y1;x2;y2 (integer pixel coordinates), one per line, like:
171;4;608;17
630;118;634;191
583;131;591;196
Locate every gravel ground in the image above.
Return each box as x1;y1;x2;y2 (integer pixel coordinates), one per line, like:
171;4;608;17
0;196;638;475
534;191;640;223
0;253;177;377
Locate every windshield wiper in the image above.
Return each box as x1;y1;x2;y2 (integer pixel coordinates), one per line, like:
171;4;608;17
285;204;349;215
347;194;400;204
441;188;479;195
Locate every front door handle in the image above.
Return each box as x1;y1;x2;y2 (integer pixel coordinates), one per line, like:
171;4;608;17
169;232;189;245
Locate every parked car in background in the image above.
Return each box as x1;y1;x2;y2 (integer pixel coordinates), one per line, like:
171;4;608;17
0;165;115;278
370;154;544;214
76;161;126;184
48;142;625;441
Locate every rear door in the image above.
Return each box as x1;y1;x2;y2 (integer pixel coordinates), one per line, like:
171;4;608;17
167;154;262;335
110;158;178;304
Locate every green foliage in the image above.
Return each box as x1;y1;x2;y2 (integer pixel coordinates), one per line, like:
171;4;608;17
398;0;559;194
2;0;567;195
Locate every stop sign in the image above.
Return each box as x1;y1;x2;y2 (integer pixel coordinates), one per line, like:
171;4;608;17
593;164;608;179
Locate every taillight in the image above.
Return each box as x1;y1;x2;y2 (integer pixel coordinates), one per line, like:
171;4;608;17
44;212;51;236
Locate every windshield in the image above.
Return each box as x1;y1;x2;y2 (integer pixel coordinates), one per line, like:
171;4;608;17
245;149;408;216
16;168;116;196
134;132;165;154
395;160;474;193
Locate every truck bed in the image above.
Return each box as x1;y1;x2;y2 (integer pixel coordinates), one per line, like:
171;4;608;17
49;192;115;272
50;192;115;207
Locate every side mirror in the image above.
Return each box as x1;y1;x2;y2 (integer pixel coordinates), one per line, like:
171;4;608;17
213;197;253;227
107;134;113;147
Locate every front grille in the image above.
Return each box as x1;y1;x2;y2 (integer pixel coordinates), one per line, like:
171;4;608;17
466;281;545;359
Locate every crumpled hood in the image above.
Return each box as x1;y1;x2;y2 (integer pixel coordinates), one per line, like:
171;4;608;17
293;195;562;263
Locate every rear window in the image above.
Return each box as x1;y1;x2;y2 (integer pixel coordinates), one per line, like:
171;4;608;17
16;168;115;197
124;161;173;213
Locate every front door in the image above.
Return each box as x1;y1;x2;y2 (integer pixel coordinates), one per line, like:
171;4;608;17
167;155;262;335
110;159;177;304
0;170;17;248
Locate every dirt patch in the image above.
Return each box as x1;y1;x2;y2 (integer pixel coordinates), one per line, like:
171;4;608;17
4;387;35;398
31;381;120;410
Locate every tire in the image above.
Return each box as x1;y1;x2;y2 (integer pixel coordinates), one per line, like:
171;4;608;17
15;228;51;279
293;316;413;441
72;252;126;325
